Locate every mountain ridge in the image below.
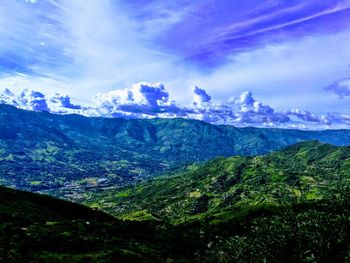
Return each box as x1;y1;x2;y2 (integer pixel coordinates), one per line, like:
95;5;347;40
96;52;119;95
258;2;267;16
1;103;350;194
85;140;350;223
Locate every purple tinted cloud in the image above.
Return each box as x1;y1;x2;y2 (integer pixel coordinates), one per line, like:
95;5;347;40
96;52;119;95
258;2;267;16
19;89;49;111
193;86;211;105
50;94;82;109
288;109;323;123
138;83;169;107
324;78;350;99
164;0;350;67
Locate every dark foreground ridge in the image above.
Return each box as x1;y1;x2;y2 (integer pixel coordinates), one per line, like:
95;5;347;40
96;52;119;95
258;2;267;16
1;185;350;262
0;186;192;262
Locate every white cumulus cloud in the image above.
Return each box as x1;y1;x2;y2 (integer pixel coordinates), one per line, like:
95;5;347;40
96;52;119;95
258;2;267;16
1;83;350;130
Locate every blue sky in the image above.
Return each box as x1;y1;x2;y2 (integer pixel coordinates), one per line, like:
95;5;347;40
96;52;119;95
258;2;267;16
1;0;350;129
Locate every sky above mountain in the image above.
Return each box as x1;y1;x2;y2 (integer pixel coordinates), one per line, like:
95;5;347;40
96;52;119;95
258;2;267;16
1;0;350;129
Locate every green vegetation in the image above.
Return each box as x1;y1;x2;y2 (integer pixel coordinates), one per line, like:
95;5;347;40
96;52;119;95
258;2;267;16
0;186;193;262
1;141;350;262
1;185;350;262
83;141;350;223
1;104;350;195
195;202;350;263
57;141;350;262
2;104;350;262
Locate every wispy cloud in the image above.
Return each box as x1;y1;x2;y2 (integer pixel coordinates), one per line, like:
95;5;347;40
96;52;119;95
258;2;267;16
216;1;350;41
24;0;38;3
1;0;350;129
0;0;188;99
178;0;350;70
325;78;350;99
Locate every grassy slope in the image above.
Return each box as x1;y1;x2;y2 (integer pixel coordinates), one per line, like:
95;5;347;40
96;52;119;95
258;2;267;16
79;141;350;262
85;141;350;223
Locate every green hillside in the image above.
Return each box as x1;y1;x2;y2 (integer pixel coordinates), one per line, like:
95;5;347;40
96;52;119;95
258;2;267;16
77;141;350;262
1;104;350;194
84;141;350;223
2;142;350;262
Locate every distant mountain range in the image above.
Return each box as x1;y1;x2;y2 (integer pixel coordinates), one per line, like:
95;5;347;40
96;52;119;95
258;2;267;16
1;103;350;193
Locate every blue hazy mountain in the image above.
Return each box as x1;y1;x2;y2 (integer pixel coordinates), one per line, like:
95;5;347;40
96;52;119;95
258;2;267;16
1;103;350;192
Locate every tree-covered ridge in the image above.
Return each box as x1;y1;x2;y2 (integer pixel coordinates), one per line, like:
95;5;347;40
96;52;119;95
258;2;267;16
1;174;350;262
0;186;194;262
2;141;350;262
1;103;350;193
83;141;350;223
